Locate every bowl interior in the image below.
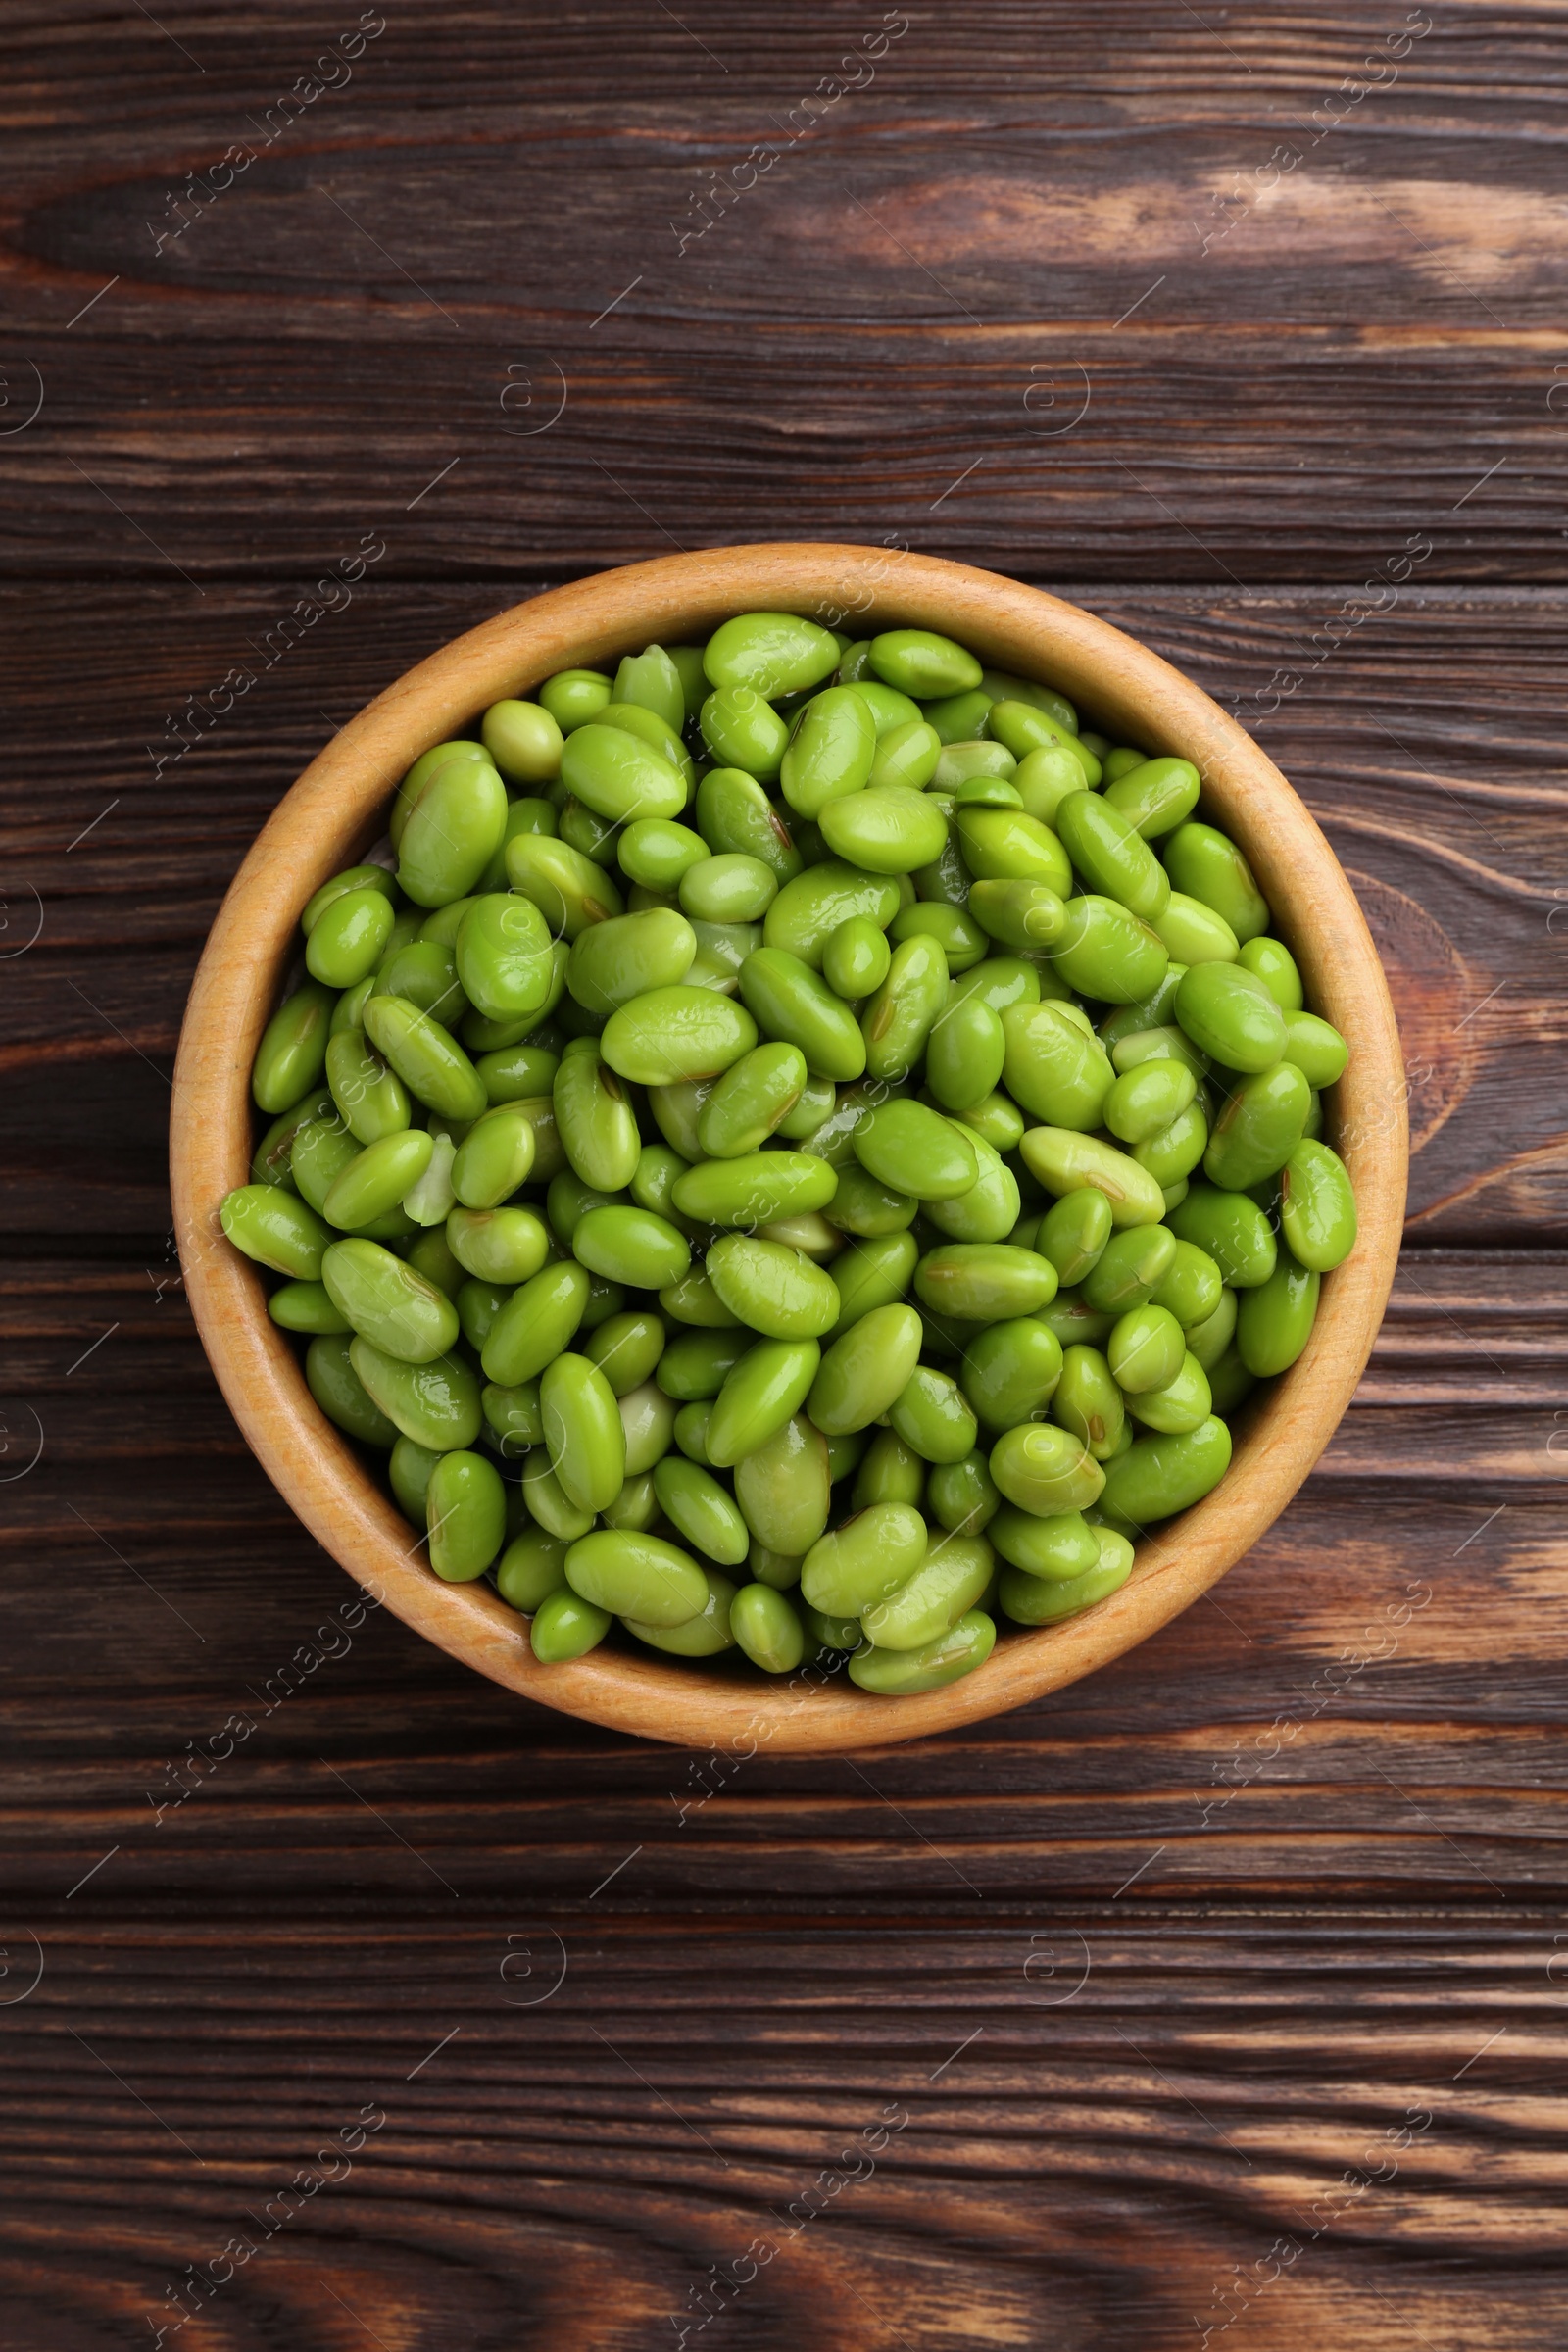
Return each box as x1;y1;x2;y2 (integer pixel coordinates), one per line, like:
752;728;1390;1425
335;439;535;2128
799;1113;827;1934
171;544;1407;1752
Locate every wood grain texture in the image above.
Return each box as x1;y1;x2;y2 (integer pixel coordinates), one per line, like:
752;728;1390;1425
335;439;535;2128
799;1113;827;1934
2;0;1565;2340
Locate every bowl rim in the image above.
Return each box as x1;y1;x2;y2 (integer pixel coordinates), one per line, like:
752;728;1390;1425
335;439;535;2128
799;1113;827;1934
171;542;1407;1754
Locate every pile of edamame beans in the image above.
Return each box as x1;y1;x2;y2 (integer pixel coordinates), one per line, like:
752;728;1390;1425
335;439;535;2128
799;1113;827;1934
220;610;1357;1697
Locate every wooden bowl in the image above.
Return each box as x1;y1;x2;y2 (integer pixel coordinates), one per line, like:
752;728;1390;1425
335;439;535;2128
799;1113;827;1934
172;544;1406;1753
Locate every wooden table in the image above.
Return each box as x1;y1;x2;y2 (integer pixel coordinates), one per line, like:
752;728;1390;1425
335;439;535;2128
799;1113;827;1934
4;6;1565;2344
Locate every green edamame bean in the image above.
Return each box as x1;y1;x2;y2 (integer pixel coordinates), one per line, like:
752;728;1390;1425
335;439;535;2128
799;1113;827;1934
1017;1128;1168;1230
1163;821;1270;943
963;881;1066;957
388;1432;442;1527
1080;1225;1177;1314
1237;1254;1321;1376
553;1045;641;1189
1110;1023;1208;1083
1281;1010;1349;1090
805;1302;922;1437
887;1364;978;1465
1050;896;1169;1004
1106;1301;1186;1394
739;948;866;1084
320;1238;458;1363
612;644;685;731
698;1043;808;1157
565;1527;707;1625
764;862;900;970
374;940;466;1026
822;1162;916;1238
363;995;488;1123
946;1094;1021;1157
914;1243;1056;1322
659;1327;748;1401
1175;964;1287;1074
801;1500;927;1615
779;685;877;818
451;894;555;1024
705;612;842;700
269;1279;350;1337
1238;934;1303;1011
675;1400;715;1463
853;1101;975;1200
1279;1140;1356;1272
923;990;1005;1113
1052;1346;1126;1460
559;722;686;824
481;698;564;786
306;1333;398;1447
1132;1103;1210;1189
450;1105;536;1208
848;1609;996;1693
679;854;777;925
398;757;508;908
700;686;789;780
626;1567;738;1655
730;1584;807;1673
1105;1060;1197;1145
572;1205;688;1292
990;1422;1104;1516
862;1531;993;1649
478;799;561;894
391;743;486;848
323;1030;412;1145
1167;1182;1278;1288
618;1378;678;1474
1152;1239;1224;1331
706;1234;840;1340
1183;1286;1239;1372
933;740;1017;795
506;833;624;939
988;1503;1100;1580
920;686;993;743
1100;1414;1232;1527
986;698;1099;782
600;1470;660;1531
998;1547;1130;1624
320;1130;432;1231
349;1338;482;1450
252;1087;334;1188
956;806;1073;895
305;886;396;989
253;982;335;1115
529;1587;612;1663
706;1337;821;1467
1101;755;1200;839
822;915;891;1002
495;1527;571;1613
887;903;987;978
1152;892;1241;968
826;1231;919;1338
1036;1188;1112;1287
302;864;398;938
841;677;921;732
1203;1062;1310;1190
220;1185;333;1280
548;1168;623;1248
539;669;612;734
733;1411;832;1555
861;935;949;1083
821;1430;867;1483
458;1277;509;1353
600;986;757;1087
619;818;709;892
1001;1002;1114;1130
539;1352;625;1512
647;1078;710;1162
670;1151;836;1231
652;1455;748;1566
404;1230;463;1299
583;1309;665;1397
818;784;948;876
521;1453;594;1541
927;1450;1001;1536
694;769;802;881
853;1428;925;1508
959;1316;1063;1433
482;1377;544;1459
481;1259;590;1385
446;1204;551;1286
1124;1349;1213;1434
424;1450;507;1581
867;717;943;792
630;1142;697;1232
867;628;981;699
1054;791;1170;922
